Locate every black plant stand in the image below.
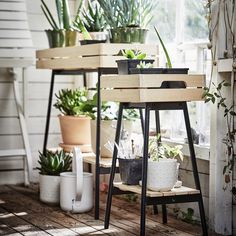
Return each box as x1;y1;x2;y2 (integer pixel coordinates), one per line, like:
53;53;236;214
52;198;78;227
104;101;208;236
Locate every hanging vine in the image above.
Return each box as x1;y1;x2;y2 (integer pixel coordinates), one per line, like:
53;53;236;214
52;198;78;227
203;0;236;189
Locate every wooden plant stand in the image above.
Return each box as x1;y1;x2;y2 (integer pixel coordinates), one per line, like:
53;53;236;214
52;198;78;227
36;43;158;219
102;74;208;236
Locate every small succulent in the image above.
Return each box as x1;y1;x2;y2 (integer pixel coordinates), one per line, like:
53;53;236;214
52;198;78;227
82;0;106;32
137;61;154;69
149;134;184;161
37;150;72;176
122;49;146;60
53;88;92;116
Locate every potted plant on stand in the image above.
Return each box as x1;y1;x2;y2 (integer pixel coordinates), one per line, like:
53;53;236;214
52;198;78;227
54;88;93;153
147;136;184;191
98;0;154;43
116;49;155;75
79;0;107;44
37;149;72;204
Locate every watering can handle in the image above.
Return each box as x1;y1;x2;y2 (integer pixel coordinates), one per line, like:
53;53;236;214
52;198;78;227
72;147;83;201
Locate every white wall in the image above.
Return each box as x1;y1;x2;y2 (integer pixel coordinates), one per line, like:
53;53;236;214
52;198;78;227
0;0;83;184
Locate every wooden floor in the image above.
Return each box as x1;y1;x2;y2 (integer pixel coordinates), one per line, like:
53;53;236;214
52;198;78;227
0;185;218;236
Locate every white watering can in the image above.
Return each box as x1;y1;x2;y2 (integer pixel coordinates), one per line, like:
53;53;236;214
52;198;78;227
60;147;93;213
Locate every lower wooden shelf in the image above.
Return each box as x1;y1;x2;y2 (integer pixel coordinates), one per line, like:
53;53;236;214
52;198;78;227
114;182;200;197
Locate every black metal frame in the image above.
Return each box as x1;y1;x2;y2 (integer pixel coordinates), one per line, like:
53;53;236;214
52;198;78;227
42;68;118;220
104;102;208;236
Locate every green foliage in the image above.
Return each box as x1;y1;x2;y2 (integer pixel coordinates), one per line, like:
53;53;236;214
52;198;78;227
37;150;72;176
82;0;106;32
154;26;172;68
203;81;235;177
149;134;184;161
122;49;146;60
41;0;73;30
41;0;91;40
53;89;92;116
182;208;197;224
97;0;155;28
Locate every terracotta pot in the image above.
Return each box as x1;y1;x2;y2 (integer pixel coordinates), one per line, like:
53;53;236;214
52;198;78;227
90;120;133;158
58;115;91;145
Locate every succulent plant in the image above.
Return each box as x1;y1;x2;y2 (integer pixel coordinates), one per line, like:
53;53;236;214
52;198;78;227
97;0;155;28
122;49;146;60
82;0;106;32
37;150;72;176
53;88;93;116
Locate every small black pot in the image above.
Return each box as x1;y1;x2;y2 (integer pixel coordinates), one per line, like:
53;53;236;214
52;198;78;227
129;68;189;88
116;59;155;75
118;158;142;185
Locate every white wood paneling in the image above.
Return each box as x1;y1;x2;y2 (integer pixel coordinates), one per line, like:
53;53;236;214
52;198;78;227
0;0;77;184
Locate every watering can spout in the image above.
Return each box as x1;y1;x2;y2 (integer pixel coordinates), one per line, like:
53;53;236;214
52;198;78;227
72;147;83;201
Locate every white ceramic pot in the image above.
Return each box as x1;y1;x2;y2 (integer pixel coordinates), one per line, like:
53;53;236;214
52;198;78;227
39;174;60;204
147;159;178;192
60;147;93;213
90;120;133;158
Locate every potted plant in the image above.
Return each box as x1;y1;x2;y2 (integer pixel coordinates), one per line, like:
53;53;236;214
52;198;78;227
87;93;139;157
79;0;107;44
54;88;93;153
116;49;155;75
98;0;154;43
129;27;189;76
147;135;184;191
41;0;92;47
37;149;72;204
117;138;143;185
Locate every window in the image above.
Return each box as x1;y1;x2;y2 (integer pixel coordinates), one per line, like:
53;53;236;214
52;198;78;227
148;0;210;147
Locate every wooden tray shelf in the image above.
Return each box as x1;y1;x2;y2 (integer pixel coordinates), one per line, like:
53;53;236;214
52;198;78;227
114;182;200;197
36;43;158;70
101;74;205;103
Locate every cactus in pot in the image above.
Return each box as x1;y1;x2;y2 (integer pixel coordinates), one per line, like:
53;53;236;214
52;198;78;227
37;149;72;204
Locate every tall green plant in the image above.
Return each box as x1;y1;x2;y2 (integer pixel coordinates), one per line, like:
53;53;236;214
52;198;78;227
154;26;172;68
82;0;106;32
41;0;91;39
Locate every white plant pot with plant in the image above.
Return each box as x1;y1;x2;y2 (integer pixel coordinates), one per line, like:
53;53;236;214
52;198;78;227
54;88;92;153
147;136;183;192
37;150;72;204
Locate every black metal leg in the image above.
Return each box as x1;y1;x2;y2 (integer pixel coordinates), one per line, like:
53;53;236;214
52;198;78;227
43;70;55;155
95;69;102;220
139;108;145;135
140;106;150;236
182;102;208;235
104;103;124;229
83;72;87;87
155;110;167;222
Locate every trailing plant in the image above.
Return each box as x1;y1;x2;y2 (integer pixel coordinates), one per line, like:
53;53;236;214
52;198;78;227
204;0;236;188
122;49;146;60
149;135;184;162
53;88;93;116
154;26;172;68
97;0;154;28
82;0;106;32
37;150;72;176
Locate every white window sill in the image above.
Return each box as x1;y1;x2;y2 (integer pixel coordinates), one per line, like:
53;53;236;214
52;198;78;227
162;138;210;161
